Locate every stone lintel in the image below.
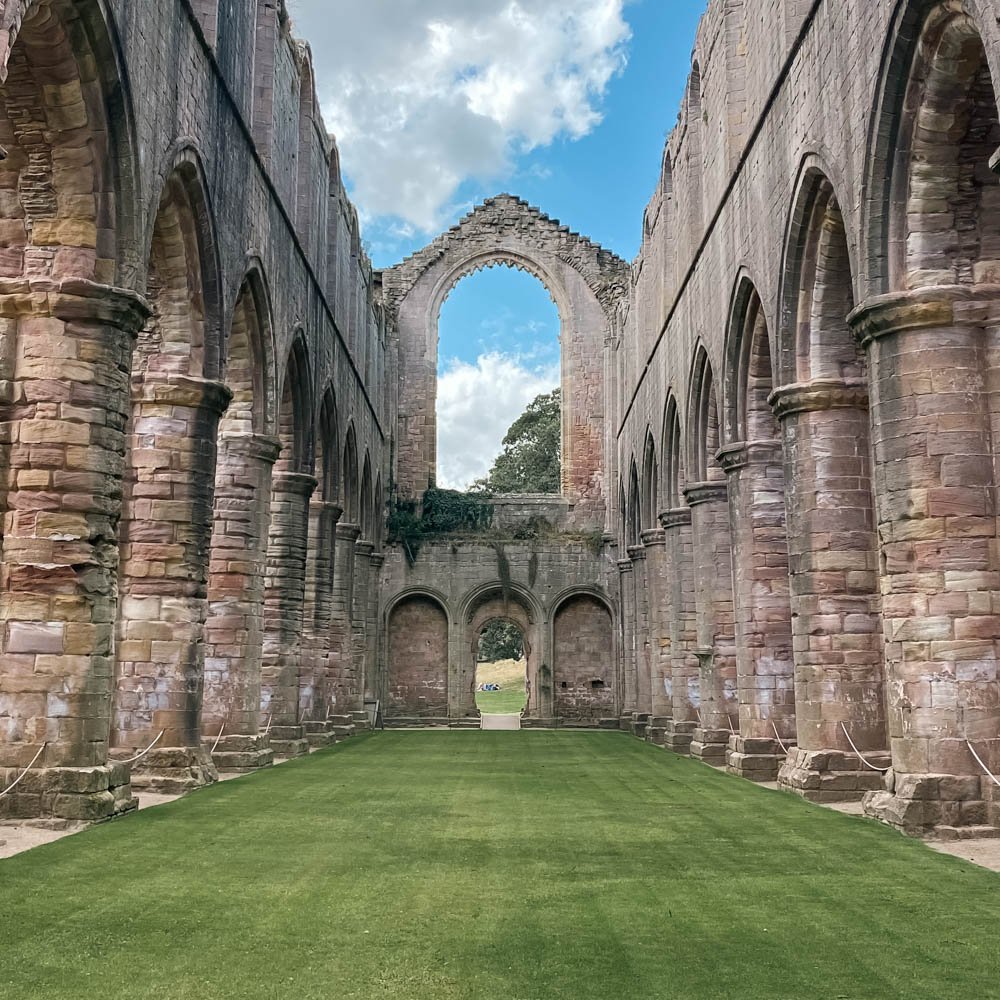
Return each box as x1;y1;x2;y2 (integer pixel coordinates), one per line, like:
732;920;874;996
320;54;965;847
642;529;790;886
133;374;233;414
716;439;781;474
682;481;728;507
769;377;869;420
848;284;1000;345
659;506;692;530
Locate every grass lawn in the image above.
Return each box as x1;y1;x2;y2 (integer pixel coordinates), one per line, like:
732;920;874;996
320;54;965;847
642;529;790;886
476;657;528;715
2;732;998;1000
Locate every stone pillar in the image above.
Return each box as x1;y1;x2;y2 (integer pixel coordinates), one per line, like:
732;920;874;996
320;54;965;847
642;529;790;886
367;551;385;707
328;522;360;718
0;278;149;820
719;441;796;782
202;432;280;772
628;543;652;735
617;557;636;728
851;288;1000;836
642;527;672;745
771;379;887;802
300;500;342;749
660;508;699;754
112;375;231;792
350;539;375;722
260;470;317;757
683;482;737;764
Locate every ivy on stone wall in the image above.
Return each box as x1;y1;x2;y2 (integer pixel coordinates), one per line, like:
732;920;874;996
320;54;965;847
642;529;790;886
387;488;495;565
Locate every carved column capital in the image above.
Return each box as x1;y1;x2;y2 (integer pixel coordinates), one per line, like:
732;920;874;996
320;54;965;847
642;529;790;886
659;507;692;530
640;528;666;548
716;440;781;474
335;522;361;543
271;471;318;497
769;377;869;420
133;374;233;415
218;432;282;464
682;481;728;508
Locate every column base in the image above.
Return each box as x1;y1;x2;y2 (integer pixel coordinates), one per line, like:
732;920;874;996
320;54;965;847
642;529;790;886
303;721;336;749
726;736;791;782
863;773;999;839
208;734;274;773
778;746;890;802
690;728;730;765
663;720;696;755
618;714;633;731
328;714;357;738
646;717;672;746
267;726;310;757
351;710;370;731
631;712;650;739
112;746;219;795
0;762;137;821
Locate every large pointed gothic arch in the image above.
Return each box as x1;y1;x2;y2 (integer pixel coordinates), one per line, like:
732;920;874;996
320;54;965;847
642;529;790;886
383;194;629;524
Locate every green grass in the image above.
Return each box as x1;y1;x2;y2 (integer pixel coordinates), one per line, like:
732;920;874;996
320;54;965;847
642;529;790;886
475;686;527;714
2;732;998;999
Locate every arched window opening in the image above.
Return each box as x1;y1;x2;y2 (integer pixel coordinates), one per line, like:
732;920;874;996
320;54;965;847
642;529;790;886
475;620;528;716
436;265;561;493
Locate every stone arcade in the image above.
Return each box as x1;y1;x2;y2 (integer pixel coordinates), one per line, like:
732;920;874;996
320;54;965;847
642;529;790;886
1;0;1000;842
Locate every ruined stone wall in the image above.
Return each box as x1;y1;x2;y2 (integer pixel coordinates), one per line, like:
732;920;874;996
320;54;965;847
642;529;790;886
617;0;1000;836
0;0;390;817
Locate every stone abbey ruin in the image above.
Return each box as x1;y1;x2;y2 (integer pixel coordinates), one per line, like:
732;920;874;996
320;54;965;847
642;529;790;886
2;0;1000;843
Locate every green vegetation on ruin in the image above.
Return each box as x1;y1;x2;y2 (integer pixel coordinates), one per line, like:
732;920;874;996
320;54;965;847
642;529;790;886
3;732;997;999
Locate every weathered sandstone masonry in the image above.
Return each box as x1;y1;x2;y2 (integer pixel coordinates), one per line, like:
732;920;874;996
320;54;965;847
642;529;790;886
4;0;1000;845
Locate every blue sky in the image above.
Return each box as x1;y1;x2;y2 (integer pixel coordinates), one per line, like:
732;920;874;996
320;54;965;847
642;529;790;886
290;0;708;486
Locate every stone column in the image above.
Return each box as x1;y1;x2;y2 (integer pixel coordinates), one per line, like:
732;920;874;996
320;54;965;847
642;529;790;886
367;551;385;708
0;277;149;820
300;500;341;748
260;470;317;757
770;379;887;802
202;431;280;772
628;544;652;736
851;288;1000;836
719;441;796;782
683;482;737;764
617;557;636;728
660;508;699;754
328;522;359;727
642;527;672;745
112;375;231;792
350;539;375;724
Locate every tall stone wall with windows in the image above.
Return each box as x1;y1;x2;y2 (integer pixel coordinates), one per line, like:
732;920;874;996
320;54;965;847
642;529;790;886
615;0;1000;838
0;0;389;818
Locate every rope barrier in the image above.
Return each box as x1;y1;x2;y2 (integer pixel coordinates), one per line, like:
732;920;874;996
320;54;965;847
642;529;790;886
728;715;738;736
210;720;227;755
264;714;273;736
840;722;889;773
771;721;790;755
694;709;703;728
966;741;1000;789
0;743;47;798
119;730;164;766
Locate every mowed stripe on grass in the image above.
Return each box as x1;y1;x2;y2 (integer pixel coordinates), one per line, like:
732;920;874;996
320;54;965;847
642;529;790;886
2;731;997;1000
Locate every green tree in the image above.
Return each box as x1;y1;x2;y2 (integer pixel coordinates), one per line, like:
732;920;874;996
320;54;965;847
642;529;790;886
471;388;561;494
478;620;524;661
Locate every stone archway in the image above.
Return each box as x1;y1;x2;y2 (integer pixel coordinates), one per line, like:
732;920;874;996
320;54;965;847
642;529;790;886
383;194;628;527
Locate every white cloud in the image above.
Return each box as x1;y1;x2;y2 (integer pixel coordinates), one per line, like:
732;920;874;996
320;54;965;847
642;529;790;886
287;0;630;233
436;352;559;490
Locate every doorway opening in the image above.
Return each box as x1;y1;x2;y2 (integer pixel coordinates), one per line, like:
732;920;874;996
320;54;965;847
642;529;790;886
475;619;528;715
